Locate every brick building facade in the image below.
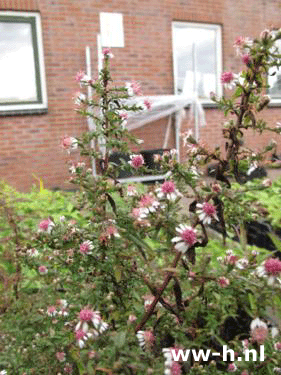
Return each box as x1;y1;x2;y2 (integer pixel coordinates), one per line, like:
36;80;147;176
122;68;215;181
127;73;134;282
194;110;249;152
1;0;281;191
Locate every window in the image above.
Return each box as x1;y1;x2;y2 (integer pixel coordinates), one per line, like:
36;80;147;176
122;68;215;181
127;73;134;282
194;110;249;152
0;11;47;114
172;22;222;102
268;37;281;103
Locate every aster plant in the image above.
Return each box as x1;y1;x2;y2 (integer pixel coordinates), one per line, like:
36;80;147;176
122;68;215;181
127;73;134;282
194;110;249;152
1;32;281;375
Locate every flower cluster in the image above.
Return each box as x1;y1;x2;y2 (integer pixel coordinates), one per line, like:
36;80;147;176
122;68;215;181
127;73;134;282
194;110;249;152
75;308;109;347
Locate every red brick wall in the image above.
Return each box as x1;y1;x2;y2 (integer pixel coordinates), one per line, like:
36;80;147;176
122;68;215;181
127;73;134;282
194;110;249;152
1;0;281;191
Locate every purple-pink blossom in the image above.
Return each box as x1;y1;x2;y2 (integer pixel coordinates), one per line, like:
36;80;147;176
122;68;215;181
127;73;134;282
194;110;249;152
38;265;48;275
221;71;234;84
264;258;281;276
161;181;175;194
55;351;65;362
242;53;251;65
79;309;94;321
129;154;145;169
75;70;85;82
218;277;230;288
144;99;152;110
79;241;93;255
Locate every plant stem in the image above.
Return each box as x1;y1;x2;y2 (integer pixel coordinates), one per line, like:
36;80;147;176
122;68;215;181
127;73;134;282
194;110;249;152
135;251;182;333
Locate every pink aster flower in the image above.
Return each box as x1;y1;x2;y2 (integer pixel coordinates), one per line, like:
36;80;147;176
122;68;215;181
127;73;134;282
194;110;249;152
61;136;78;152
75;329;93;348
55;351;65;362
196;202;219;225
136;330;155;350
256;257;281;285
69;161;85;174
127;184;138;197
76;73;92;87
227;363;237;372
79;240;93;255
119;111;128;128
172;225;197;253
131;207;147;220
138;193;160;216
102;47;114;58
38;265;48;275
128;314;137;324
218;276;230;288
76;308;109;334
211;182;222;193
129;154;145;169
143;99;152;110
156;180;182;201
75;70;85;82
223;250;238;266
242;53;251;65
236;257;249;269
105;225;120;239
120;111;128;120
126;81;142;96
250;318;268;344
221;71;234;84
163;348;182;375
47;306;57;317
233;36;253;55
63;364;73;374
26;248;39;257
38;218;55;233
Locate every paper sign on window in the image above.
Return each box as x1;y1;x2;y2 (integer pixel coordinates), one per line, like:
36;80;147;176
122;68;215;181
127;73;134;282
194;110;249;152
100;12;125;48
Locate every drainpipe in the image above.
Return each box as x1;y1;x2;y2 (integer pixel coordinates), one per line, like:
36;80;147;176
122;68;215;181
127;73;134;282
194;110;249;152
85;45;97;176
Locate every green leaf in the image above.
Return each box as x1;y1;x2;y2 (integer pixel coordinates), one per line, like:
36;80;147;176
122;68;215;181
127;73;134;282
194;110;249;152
248;293;257;313
113;331;126;349
114;265;122;282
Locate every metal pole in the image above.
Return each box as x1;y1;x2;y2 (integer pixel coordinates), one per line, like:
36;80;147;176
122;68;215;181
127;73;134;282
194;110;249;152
85;46;97;176
96;34;106;158
192;43;199;142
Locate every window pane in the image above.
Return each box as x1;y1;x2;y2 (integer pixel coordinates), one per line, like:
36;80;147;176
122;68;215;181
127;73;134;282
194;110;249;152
173;23;220;99
0;21;37;103
268;39;281;99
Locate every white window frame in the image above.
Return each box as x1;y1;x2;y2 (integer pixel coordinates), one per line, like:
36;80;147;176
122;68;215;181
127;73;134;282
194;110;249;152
0;11;47;115
172;22;222;104
268;35;281;105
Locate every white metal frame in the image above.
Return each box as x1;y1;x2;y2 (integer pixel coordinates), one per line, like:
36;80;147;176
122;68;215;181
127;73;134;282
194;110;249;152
172;21;222;104
268;36;281;105
0;11;48;113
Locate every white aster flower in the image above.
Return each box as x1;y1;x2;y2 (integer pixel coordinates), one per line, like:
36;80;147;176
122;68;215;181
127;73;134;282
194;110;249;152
250;318;268;344
256;257;281;286
196;202;219;225
75;309;109;335
136;330;155;350
127;184;138;197
27;248;39;257
236;257;249;269
172;224;197;253
156;180;182;201
138;194;160;215
75;329;94;348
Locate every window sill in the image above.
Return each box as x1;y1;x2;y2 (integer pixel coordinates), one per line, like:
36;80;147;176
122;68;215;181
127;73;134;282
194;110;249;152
183;100;218;110
0;107;48;116
268;100;281;108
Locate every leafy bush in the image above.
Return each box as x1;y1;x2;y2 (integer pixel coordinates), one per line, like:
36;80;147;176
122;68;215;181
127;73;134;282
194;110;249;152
1;35;281;375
